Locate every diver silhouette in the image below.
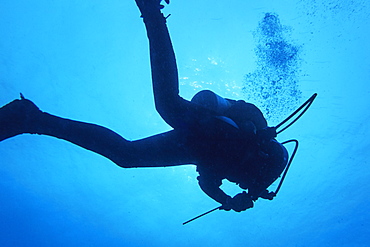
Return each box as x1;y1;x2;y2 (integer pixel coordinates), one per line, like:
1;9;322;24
0;0;288;213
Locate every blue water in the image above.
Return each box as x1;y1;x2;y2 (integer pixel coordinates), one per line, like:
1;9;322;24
1;0;369;246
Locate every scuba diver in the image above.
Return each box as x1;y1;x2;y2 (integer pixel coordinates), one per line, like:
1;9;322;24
0;0;289;213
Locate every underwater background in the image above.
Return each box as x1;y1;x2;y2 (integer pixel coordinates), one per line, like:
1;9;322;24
1;0;369;246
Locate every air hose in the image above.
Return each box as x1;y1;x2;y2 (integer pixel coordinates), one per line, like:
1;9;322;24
276;93;317;134
273;93;317;194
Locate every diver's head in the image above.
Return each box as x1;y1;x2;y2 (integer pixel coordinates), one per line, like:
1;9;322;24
240;139;288;197
260;139;288;185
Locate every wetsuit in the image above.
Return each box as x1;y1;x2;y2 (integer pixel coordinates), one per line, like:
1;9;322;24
0;0;287;212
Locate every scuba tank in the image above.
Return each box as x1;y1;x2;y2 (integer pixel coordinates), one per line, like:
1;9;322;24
191;90;289;196
191;90;240;130
183;91;318;225
191;90;232;115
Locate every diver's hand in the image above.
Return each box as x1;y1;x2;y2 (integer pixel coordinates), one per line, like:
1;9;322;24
231;192;254;212
259;190;276;200
220;192;253;212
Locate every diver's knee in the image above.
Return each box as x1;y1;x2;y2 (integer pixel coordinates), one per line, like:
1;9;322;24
117;163;132;168
115;159;136;168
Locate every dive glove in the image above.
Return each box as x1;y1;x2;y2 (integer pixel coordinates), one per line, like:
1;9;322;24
220;191;254;212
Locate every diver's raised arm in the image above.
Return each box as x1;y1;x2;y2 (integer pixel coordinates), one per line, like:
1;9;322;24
135;1;180;114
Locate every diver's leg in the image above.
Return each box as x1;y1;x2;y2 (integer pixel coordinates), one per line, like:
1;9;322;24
124;130;196;168
0;98;195;168
35;114;195;168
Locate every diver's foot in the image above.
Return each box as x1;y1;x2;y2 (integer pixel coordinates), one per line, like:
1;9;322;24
0;96;42;141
